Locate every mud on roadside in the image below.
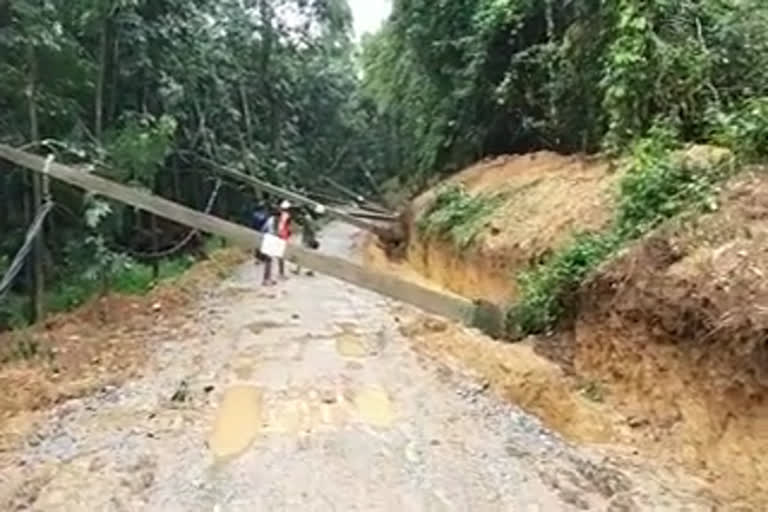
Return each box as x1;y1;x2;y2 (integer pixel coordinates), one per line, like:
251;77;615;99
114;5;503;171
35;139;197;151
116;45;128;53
0;248;247;436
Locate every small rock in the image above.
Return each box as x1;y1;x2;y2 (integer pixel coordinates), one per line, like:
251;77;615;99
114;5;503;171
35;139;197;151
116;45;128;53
627;416;650;429
320;389;336;404
89;456;107;472
138;471;155;490
203;385;215;394
171;381;189;403
152;303;162;312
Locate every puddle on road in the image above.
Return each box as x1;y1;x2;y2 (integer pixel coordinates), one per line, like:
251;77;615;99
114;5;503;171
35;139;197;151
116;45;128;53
259;385;396;434
354;388;395;428
335;333;367;358
209;386;263;461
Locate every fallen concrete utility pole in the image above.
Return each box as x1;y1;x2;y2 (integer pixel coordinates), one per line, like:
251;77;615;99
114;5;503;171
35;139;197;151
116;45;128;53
0;145;503;337
194;156;390;235
342;209;399;222
322;176;391;214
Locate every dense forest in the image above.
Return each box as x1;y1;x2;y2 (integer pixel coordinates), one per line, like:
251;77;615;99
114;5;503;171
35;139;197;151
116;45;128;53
362;0;768;178
0;0;387;327
2;0;768;329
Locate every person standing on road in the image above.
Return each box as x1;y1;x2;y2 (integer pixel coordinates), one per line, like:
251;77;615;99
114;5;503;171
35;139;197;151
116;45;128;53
260;204;279;286
277;200;293;279
251;202;269;266
293;204;323;276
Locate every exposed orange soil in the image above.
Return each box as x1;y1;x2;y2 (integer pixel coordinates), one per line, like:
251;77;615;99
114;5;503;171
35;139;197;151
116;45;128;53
0;248;246;433
405;152;620;304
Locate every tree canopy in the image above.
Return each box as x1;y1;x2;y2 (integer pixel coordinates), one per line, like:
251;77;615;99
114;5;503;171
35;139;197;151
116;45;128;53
0;0;384;326
361;0;768;181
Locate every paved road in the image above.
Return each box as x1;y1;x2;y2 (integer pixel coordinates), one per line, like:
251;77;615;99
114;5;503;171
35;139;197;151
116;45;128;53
0;224;716;511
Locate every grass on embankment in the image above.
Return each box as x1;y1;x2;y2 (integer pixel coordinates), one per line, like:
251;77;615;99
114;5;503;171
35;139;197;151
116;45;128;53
416;184;504;250
0;236;227;332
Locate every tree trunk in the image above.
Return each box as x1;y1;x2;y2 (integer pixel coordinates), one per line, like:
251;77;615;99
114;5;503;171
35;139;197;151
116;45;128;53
150;213;159;280
95;9;109;142
107;25;120;125
239;81;253;148
27;43;44;322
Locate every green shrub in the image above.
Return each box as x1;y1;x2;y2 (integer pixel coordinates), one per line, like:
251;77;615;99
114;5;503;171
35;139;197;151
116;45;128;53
417;184;503;249
509;233;619;335
46;277;100;313
708;97;768;159
616;148;728;239
110;256;195;295
109;261;156;295
510;132;734;336
43;255;196;317
0;294;30;331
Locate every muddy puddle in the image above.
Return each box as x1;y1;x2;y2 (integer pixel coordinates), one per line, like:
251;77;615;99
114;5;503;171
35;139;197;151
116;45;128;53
335;333;367;358
209;386;263;462
353;388;395;428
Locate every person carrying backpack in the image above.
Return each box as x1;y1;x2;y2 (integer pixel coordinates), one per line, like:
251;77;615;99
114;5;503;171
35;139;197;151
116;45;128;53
251;202;269;265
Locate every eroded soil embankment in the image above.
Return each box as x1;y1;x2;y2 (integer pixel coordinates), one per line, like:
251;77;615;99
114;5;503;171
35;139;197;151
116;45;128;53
366;153;768;506
404;152;620;305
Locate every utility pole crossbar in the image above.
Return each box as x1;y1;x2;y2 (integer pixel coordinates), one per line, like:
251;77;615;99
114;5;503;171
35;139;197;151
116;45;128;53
0;145;503;337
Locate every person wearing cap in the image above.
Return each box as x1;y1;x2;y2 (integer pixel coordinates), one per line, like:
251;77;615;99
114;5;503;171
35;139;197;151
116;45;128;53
276;200;293;279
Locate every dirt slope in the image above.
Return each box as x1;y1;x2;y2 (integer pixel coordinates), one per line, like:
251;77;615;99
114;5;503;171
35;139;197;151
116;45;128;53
405;152;620;304
571;171;768;499
366;152;768;506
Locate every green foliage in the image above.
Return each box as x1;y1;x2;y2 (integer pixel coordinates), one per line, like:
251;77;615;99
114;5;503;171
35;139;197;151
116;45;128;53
417;185;502;249
362;0;768;176
106;114;177;185
109;256;195;295
1;0;381;328
709;97;768;159
510;232;619;335
0;294;32;331
511;131;735;335
616;142;729;239
43;254;195;318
